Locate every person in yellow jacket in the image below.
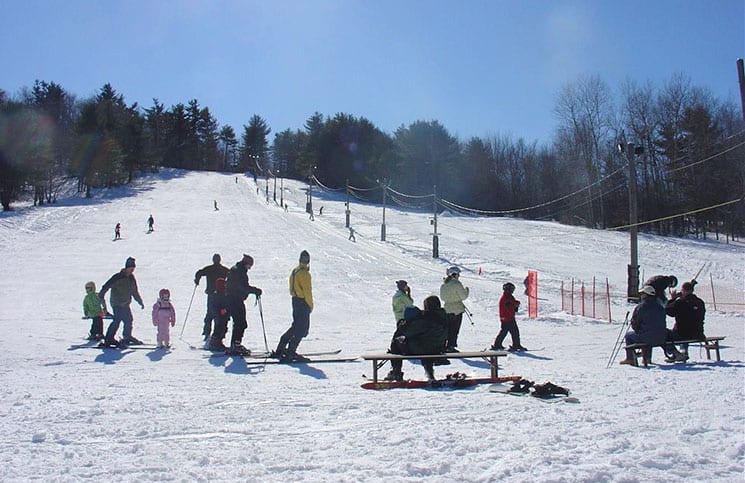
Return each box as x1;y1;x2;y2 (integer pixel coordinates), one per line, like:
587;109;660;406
273;250;314;362
439;266;469;352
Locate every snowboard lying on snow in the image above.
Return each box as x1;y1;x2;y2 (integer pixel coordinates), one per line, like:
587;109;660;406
361;374;522;390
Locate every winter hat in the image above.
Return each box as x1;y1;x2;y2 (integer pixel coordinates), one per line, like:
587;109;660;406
212;253;221;264
215;277;227;291
125;257;136;268
299;250;310;263
396;280;408;291
241;254;254;266
423;295;441;311
503;282;515;292
681;281;694;291
159;288;170;300
639;285;656;296
85;281;96;291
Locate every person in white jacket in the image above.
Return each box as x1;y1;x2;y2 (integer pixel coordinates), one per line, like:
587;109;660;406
439;266;469;352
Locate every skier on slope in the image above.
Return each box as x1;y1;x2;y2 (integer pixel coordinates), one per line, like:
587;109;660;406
82;281;106;341
206;278;230;351
273;250;314;362
223;254;262;355
491;282;527;352
194;254;230;341
99;257;145;347
151;288;176;349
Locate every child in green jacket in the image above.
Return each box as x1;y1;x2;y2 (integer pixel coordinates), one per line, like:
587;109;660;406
83;281;105;340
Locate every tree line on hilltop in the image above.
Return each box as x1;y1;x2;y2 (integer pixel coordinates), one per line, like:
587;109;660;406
1;74;743;239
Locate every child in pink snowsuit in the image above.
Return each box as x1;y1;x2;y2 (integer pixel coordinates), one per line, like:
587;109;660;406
152;288;176;348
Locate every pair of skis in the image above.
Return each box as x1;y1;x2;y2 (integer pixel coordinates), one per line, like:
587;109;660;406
204;348;356;364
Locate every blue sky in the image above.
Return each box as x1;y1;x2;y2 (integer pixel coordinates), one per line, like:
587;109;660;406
1;0;743;144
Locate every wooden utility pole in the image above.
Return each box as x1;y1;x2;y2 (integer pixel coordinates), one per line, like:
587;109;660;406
626;142;640;302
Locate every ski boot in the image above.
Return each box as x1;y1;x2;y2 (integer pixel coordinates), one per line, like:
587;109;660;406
383;370;404;382
228;342;251;356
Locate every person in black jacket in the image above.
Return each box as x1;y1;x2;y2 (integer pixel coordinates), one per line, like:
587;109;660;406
384;295;448;382
223;254;262;355
194;253;229;341
665;281;706;340
643;274;678;305
206;278;230;351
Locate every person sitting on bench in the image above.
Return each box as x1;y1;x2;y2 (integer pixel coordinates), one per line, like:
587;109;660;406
620;285;686;365
384;295;448;382
665;280;706;340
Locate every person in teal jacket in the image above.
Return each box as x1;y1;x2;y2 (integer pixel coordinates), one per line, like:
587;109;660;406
82;281;105;340
392;280;414;327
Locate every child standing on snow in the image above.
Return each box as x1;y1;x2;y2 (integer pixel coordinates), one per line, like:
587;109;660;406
152;288;176;348
83;281;106;340
491;282;527;352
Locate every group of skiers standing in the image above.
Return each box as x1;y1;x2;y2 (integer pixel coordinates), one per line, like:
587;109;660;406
194;251;314;362
385;267;527;382
619;274;706;365
84;249;314;361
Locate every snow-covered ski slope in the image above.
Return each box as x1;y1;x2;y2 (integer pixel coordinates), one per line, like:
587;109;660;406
0;169;742;482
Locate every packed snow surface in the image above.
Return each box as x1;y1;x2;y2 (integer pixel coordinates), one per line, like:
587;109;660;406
0;170;742;482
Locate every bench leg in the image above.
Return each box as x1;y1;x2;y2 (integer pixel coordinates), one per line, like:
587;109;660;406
630;349;639;367
705;341;721;361
489;356;498;378
372;360;379;383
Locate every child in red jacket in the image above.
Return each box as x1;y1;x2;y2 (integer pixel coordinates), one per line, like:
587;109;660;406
491;282;527;352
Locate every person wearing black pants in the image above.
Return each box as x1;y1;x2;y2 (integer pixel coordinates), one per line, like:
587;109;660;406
194;253;229;341
225;254;261;355
492;282;526;352
274;251;313;362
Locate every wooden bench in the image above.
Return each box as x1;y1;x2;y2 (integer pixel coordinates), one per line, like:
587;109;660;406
623;337;726;367
361;350;508;383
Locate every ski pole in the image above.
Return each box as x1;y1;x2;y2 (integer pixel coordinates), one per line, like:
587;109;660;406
606;311;630;368
691;261;708;284
463;304;474;325
257;295;270;353
179;283;198;338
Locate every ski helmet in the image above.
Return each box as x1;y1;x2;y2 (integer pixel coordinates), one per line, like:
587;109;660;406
159;288;170;301
503;282;515;293
639;285;655;296
446;266;461;276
